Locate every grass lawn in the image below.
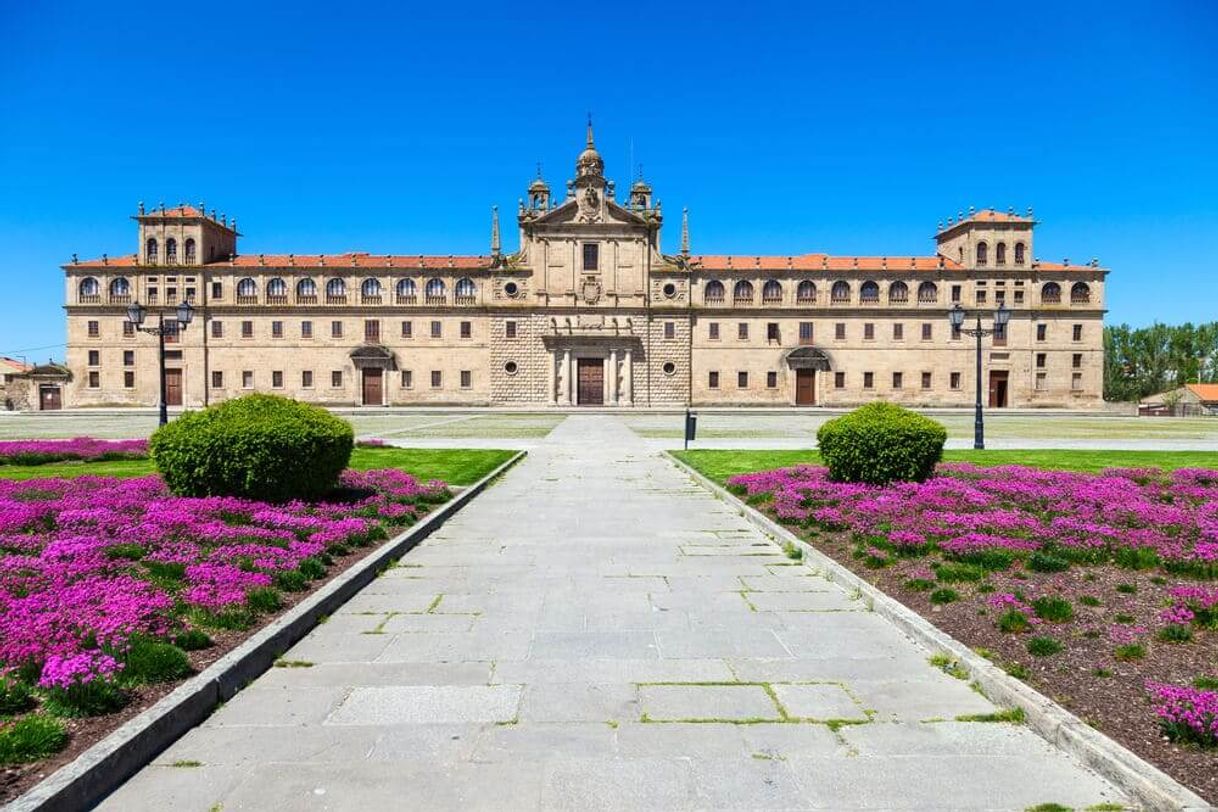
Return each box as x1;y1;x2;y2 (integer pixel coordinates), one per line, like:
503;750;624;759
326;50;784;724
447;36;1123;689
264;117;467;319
671;448;1218;484
0;447;516;486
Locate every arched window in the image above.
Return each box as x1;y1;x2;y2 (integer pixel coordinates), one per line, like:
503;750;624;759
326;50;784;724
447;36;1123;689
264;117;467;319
1070;282;1091;304
831;281;850;302
995;242;1006;266
796;280;816;303
236;277;258;300
165;238;178;264
396;278;417;300
326;278;347;299
184;238;196;265
425;278;446;299
267;277;288;300
704;280;725;304
455;277;476;300
733;280;754;302
79;277;100;300
361;278;382;298
761;279;782;303
1041;282;1061;303
109;277;131;301
1014;242;1026;265
917;281;938;303
296;278;318;299
888;281;909;303
976;241;988;266
860;281;880;302
145;238;158;264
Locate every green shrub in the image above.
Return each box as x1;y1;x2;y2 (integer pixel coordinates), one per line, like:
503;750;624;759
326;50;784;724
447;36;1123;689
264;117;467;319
1031;596;1074;623
274;569;310;592
173;629;213;651
929;588;959;605
1113;643;1145;661
298;557;327;580
149;394;354;502
1079;595;1101;607
123;638;193;684
43;679;127;717
247;587;282;614
1157;624;1194;643
1115;583;1137;594
0;715;69;765
0;676;34;715
815;402;947;485
934;562;987;583
1026;637;1063;657
1026;551;1070;573
997;609;1031;633
904;578;935;591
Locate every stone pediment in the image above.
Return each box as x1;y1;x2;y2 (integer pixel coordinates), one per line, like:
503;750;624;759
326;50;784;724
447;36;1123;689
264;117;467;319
531;198;649;229
784;347;833;371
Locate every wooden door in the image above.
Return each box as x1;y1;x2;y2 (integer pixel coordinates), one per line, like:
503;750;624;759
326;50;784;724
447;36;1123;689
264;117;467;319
988;370;1009;408
362;368;383;406
40;386;62;411
165;369;183;406
577;359;604;405
795;370;815;405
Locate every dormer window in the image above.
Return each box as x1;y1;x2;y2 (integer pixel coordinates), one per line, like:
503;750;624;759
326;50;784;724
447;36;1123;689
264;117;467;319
146;238;158;265
976;241;988;266
582;243;599;272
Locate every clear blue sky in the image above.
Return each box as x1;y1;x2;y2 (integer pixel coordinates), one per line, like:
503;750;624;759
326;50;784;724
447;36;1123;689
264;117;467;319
2;0;1215;362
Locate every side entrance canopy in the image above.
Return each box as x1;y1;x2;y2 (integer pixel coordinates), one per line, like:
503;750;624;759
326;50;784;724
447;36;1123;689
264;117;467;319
783;347;833;371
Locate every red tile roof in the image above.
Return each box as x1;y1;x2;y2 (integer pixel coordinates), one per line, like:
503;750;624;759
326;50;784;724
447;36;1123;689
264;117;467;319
963;209;1033;224
0;356;32;374
1187;384;1218;402
69;253;493;270
690;254;963;272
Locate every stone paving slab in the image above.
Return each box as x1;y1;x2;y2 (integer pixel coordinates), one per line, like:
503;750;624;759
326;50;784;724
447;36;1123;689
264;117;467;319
99;415;1127;810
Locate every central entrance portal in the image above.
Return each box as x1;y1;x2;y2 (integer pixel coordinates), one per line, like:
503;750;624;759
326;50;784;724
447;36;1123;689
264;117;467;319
362;368;383;406
795;369;816;405
577;358;605;405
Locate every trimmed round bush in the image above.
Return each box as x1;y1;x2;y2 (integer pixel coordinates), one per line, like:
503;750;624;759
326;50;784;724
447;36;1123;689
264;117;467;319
150;394;354;502
816;402;946;485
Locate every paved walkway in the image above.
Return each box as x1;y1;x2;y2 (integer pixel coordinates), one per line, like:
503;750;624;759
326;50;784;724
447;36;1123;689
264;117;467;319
102;416;1126;810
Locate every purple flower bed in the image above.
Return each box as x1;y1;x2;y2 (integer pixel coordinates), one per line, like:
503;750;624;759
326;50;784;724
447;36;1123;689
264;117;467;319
0;468;447;783
0;438;148;466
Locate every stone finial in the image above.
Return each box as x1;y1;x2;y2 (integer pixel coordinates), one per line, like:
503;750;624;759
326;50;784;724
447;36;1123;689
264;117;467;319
607;180;615;199
968;205;975;216
138;201;145;215
1027;206;1034;218
159;201;165;213
210;209;217;220
937;220;943;231
680;208;690;256
288;253;295;265
1064;257;1070;266
71;253;78;264
1091;257;1099;267
957;210;964;220
220;213;226;226
881;256;887;269
199;201;205;214
1008;206;1015;215
491;205;501;256
319;254;325;266
102;253;108;264
258;254;264;265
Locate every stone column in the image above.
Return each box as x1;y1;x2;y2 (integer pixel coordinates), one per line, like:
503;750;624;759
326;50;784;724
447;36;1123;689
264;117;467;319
561;349;572;405
623;349;633;406
609;349;619;405
548;350;557;405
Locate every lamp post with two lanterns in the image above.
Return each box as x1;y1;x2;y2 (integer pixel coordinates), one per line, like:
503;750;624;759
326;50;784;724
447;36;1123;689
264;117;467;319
125;300;195;426
948;302;1010;450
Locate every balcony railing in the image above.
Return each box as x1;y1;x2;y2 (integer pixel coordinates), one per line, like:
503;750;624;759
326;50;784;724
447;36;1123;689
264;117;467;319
326;295;348;305
704;295;726;306
267;296;289;305
425;295;446;305
108;294;131;304
796;294;816;304
733;295;754;305
1043;293;1062;304
455;295;476;306
1071;293;1091;304
889;293;908;304
236;295;258;305
761;294;782;305
396;294;417;305
361;295;383;305
79;294;101;304
297;295;318;305
917;293;938;304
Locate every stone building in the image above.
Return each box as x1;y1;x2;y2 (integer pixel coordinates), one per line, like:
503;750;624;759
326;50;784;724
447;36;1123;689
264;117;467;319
62;125;1107;409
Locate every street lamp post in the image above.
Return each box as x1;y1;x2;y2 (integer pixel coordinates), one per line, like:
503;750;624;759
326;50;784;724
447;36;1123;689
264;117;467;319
948;302;1010;450
126;300;195;426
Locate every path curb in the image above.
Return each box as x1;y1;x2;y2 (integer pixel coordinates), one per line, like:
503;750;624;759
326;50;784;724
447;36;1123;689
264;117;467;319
666;452;1211;812
5;450;526;812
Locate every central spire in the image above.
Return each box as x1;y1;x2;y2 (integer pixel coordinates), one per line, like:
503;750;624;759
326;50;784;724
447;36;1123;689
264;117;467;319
575;115;604;180
586;113;595;148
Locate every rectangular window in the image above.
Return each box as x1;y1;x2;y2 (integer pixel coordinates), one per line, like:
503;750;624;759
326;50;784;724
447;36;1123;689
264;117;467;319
1036;324;1046;341
766;323;780;343
401;370;413;388
1073;324;1083;341
951;284;962;303
272;370;283;388
835;323;846;340
582;243;599;271
167;287;178;305
834;371;845;389
302;370;314;388
892;372;903;389
1072;372;1083;391
863;323;875;340
709;322;720;340
737;323;748;340
1014;290;1024;304
892;323;904;341
1073;353;1083;369
460;321;471;339
665;322;675;340
88;320;99;338
737;371;748;388
993;322;1007;346
88;350;100;366
242;370;254;389
799;322;813;345
123;321;135;338
921;371;932;389
163;321;179;344
1036;353;1047;368
241;320;253;338
431;320;442;338
460;370;471;388
766;371;777;388
431;370;442;388
921;323;933;341
365;320;380;342
88;370;100;388
331;321;343;338
123;350;134;366
271;320;283;339
211;371;224;388
950;372;962;389
996;290;1006;304
211;321;223;338
977;290;988;304
401;320;413;338
505;321;516;339
863;372;874;389
211;281;223;300
123;371;135;388
301;320;313;339
1035;372;1047;391
148;288;158;304
709;371;720;389
331;370;343;388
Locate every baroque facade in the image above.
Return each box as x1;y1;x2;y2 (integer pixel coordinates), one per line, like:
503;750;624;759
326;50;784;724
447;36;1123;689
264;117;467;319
62;126;1107;410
